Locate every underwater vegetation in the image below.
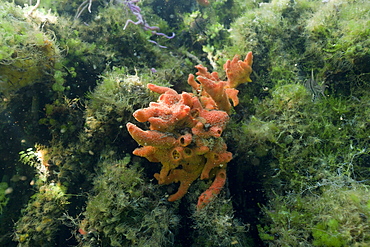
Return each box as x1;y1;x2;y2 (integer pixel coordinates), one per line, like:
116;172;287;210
259;179;370;246
79;157;180;247
225;0;370;94
0;2;62;104
0;0;369;246
0;182;10;214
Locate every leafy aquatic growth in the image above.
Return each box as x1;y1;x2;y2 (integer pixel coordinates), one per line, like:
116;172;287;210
0;2;62;98
19;148;40;168
259;179;370;246
84;67;155;142
74;0;175;48
79;158;180;247
13;182;69;246
191;196;251;246
233;81;370;245
87;67;153;114
225;0;370;94
0;182;9;214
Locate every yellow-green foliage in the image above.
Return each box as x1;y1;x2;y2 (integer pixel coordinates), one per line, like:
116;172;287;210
231;80;370;246
227;0;314;75
14;182;69;245
305;0;370;59
259;179;370;246
0;2;61;97
235;83;370;194
0;182;9;214
241;116;279;145
179;0;258;69
88;67;152;113
191;195;251;247
52;1;178;73
84;64;187;141
80;157;179;247
84;67;154;137
225;0;370;88
14;145;70;246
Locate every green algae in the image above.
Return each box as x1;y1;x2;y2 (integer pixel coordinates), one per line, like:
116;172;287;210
0;182;9;214
259;180;370;246
191;195;252;247
0;0;369;246
224;0;370;95
80;157;180;247
0;2;62;100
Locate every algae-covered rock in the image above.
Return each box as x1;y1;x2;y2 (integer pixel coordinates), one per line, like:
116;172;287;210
0;2;62;99
84;67;154;142
13;182;69;246
259;179;370;246
191;195;251;247
79;157;180;247
226;0;370;94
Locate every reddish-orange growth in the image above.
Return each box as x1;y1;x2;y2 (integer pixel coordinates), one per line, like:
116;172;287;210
196;0;210;6
127;52;253;210
197;168;227;209
224;52;253;88
188;51;253;114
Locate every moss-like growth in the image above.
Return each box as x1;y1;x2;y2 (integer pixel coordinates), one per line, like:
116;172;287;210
233;82;370;193
14;179;69;246
229;78;370;245
13;146;70;246
191;194;252;246
0;2;62;100
225;0;370;95
225;0;307;83
87;67;153;114
79;157;180;247
84;67;154;144
14;182;69;245
259;179;370;246
0;182;9;214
